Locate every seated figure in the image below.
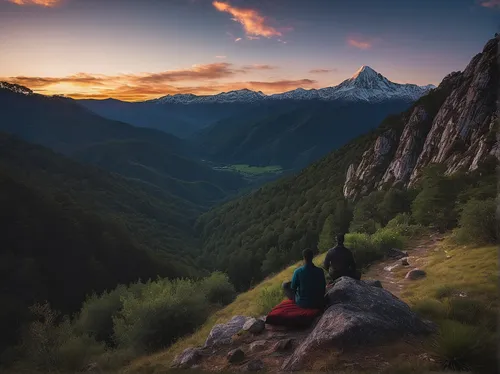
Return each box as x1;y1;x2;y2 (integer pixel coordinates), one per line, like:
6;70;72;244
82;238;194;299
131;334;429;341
282;248;326;309
323;233;361;282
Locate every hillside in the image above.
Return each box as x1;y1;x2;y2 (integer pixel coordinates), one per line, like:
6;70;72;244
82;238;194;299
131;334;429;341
128;237;497;374
0;84;246;207
0;133;207;353
194;36;499;291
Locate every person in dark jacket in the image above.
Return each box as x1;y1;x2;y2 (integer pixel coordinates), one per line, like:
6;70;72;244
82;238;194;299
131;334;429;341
282;248;326;309
323;234;360;281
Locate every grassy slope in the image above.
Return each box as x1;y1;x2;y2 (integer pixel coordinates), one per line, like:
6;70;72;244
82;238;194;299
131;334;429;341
127;238;498;374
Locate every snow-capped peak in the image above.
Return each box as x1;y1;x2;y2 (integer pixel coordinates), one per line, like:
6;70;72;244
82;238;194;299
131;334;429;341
152;88;267;104
0;81;33;96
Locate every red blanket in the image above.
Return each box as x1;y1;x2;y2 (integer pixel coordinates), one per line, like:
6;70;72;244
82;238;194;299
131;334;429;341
265;299;323;328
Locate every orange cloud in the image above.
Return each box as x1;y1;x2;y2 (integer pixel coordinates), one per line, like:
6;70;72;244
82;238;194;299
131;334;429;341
235;37;242;42
479;0;500;7
8;0;60;6
309;69;336;74
347;37;372;50
213;1;282;38
2;64;316;101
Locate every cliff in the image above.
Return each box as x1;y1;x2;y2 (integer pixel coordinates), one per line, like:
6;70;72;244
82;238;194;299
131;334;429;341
344;36;499;199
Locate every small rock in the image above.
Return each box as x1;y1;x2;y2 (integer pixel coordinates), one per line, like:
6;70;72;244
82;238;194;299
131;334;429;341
249;340;268;353
172;347;201;369
227;348;245;364
85;362;101;373
401;258;409;266
205;315;251;347
243;318;266;334
363;279;383;288
446;255;452;259
405;269;427;280
246;359;264;372
274;338;294;352
387;248;408;260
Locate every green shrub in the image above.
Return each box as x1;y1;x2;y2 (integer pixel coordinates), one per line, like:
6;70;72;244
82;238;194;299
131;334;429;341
113;278;209;353
412;298;448;321
371;227;405;252
433;285;457;299
74;285;131;344
18;302;105;371
386;213;413;227
453;198;497;245
201;271;236;306
431;319;495;372
257;283;284;315
385;214;424;237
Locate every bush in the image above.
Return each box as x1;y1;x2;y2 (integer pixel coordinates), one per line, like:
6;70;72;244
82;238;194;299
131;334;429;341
113;278;209;353
385;214;424;237
345;232;382;269
17;302;106;371
431;319;495;372
453;198;497;245
412;298;448;321
371;227;404;252
257;283;284;315
74;285;131;344
201;271;236;306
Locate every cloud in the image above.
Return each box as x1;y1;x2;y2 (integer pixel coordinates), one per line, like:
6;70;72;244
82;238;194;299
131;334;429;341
309;69;336;74
242;64;277;70
215;55;227;59
2;63;316;101
234;37;242;42
7;0;60;6
347;36;373;50
479;0;500;7
213;1;282;38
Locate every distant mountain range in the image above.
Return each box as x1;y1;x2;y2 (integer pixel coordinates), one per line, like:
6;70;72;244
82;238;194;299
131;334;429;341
151;66;435;104
76;66;434;138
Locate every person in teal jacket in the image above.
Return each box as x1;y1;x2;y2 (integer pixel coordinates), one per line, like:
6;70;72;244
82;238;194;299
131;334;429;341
282;248;326;309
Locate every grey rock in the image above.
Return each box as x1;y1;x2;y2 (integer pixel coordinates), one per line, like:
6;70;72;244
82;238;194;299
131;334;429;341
274;338;294;352
282;277;435;371
401;258;410;266
204;316;251;348
246;359;264;372
405;269;427;280
387;248;409;260
243;317;265;334
363;279;383;288
227;348;245;364
171;347;201;369
249;340;268;353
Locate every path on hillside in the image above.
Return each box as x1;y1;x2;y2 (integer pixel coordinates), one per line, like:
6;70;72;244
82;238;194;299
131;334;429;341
363;232;445;297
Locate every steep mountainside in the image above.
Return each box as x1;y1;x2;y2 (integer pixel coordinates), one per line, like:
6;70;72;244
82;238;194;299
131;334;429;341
0;85;245;207
0;133;206;352
343;36;499;199
195;36;498;290
193;99;413;170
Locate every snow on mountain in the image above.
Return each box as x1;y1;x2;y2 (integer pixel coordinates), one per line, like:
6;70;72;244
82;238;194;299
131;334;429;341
152;66;435;105
152;89;266;104
0;81;33;96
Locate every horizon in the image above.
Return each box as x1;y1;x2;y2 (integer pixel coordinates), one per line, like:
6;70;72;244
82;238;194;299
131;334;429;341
0;0;498;101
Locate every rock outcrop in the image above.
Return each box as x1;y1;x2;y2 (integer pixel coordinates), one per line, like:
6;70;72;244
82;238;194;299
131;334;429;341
282;277;435;371
344;36;499;199
174;277;435;372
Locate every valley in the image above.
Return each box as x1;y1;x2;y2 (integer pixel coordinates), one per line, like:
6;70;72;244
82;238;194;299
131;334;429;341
0;22;497;374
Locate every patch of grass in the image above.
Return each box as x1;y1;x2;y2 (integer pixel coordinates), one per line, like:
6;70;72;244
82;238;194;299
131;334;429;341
412;299;448;321
229;164;283;175
257;282;284;315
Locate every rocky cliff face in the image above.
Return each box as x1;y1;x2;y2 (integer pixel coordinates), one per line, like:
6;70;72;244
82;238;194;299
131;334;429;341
343;36;499;200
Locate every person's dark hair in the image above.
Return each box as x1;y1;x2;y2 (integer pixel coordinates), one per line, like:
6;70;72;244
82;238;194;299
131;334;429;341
302;248;314;263
336;234;345;245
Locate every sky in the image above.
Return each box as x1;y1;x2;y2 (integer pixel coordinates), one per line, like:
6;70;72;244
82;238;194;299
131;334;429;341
0;0;498;101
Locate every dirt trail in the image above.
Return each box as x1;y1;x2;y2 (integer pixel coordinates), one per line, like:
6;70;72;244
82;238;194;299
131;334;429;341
363;232;445;297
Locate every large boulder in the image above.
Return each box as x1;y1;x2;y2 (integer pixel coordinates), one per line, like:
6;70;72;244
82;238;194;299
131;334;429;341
282;277;435;371
204;315;251;348
171;347;201;369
